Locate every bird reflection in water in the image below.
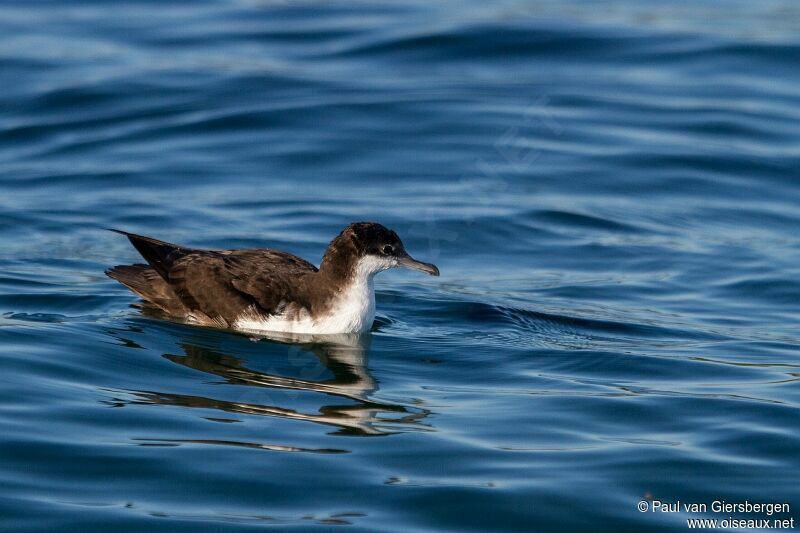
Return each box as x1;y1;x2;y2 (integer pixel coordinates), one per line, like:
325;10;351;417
114;330;430;437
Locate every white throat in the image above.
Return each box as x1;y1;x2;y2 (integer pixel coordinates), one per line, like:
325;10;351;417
316;255;394;334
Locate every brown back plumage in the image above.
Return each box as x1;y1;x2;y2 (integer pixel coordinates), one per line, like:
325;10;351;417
106;229;320;326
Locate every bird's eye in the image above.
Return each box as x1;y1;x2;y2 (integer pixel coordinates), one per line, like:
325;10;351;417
382;245;394;255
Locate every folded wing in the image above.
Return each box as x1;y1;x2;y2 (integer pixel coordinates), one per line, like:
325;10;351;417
106;231;318;326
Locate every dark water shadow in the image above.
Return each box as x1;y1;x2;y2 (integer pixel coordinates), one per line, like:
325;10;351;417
110;327;431;437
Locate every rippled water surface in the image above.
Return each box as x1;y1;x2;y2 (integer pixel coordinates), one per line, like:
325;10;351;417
2;1;800;531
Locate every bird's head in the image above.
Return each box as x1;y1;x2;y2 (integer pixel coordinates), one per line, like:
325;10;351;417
321;222;439;279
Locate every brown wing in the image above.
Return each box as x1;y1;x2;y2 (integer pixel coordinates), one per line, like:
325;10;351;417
167;249;317;324
165;252;253;325
109;230;318;326
222;249;318;312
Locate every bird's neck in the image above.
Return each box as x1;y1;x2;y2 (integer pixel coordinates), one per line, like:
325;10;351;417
316;254;376;302
311;259;377;334
319;242;357;282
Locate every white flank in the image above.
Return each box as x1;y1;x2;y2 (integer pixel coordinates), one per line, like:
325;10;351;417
233;255;395;335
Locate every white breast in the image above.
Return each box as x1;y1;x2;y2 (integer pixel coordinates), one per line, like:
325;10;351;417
233;256;391;335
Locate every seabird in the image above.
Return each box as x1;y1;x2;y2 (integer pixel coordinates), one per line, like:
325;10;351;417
106;222;439;334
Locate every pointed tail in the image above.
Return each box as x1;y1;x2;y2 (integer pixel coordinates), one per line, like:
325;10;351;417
108;229;190;281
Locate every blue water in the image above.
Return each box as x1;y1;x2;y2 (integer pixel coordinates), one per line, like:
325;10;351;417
2;1;800;531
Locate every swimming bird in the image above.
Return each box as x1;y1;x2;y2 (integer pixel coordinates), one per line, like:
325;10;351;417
106;222;439;334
